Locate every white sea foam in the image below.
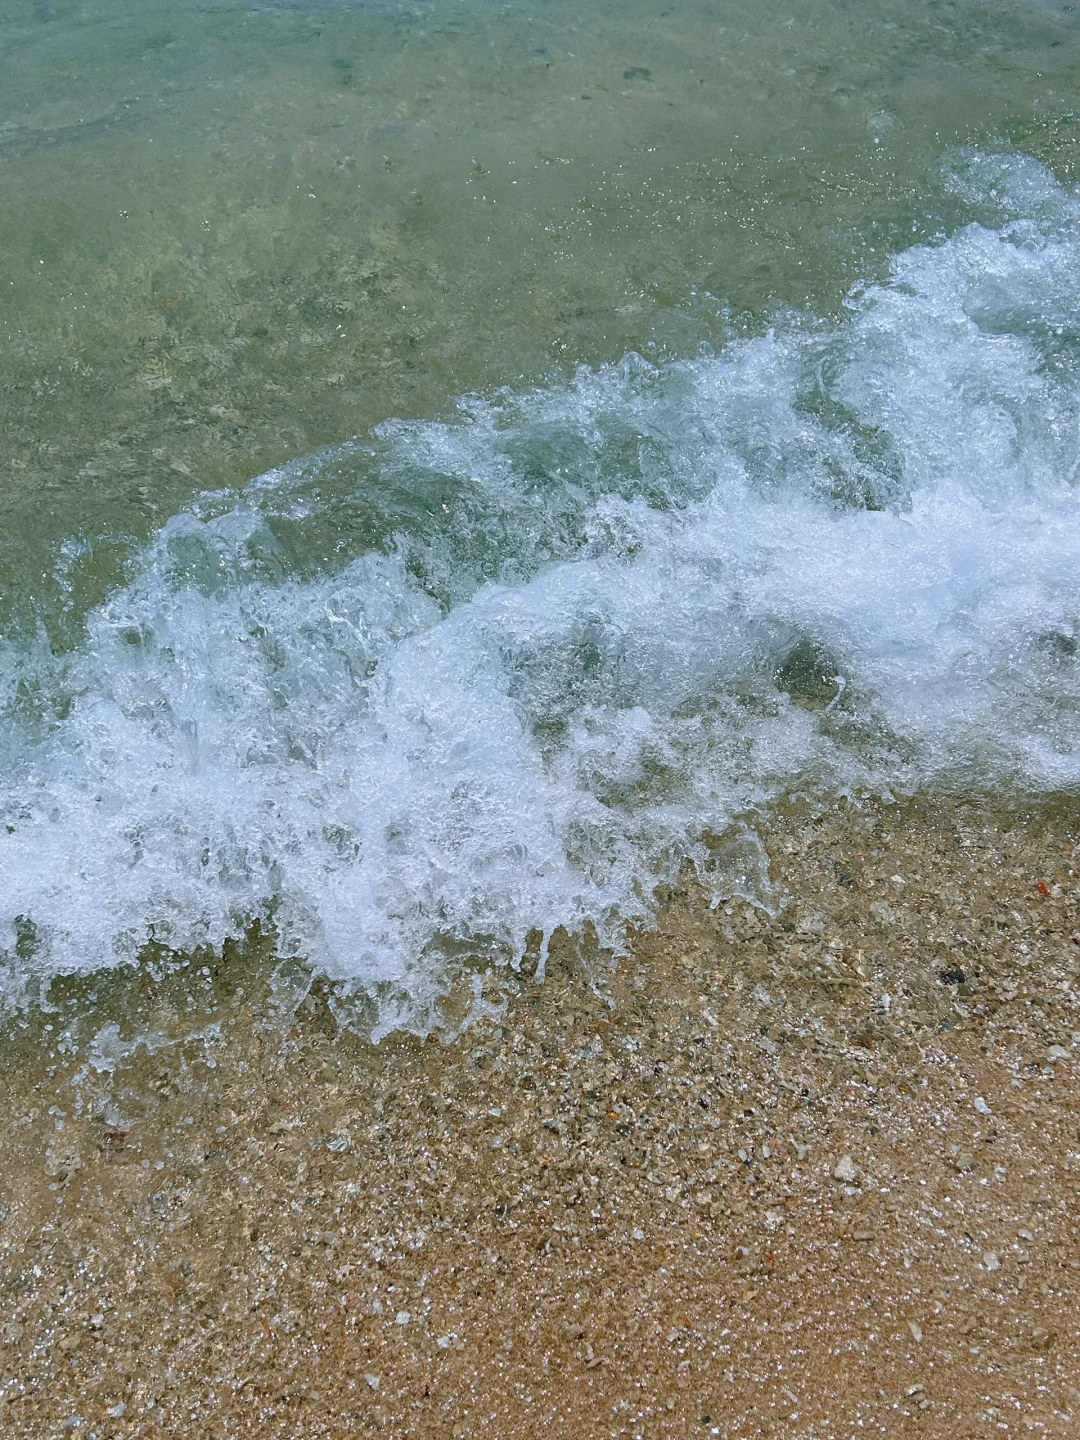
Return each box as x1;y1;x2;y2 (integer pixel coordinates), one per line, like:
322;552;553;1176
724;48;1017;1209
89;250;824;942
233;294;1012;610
2;150;1079;1027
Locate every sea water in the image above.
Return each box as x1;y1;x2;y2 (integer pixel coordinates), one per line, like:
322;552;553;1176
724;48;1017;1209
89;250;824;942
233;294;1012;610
2;0;1079;1034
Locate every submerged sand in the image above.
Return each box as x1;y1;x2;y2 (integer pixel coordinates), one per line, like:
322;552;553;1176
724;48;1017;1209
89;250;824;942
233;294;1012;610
0;797;1078;1437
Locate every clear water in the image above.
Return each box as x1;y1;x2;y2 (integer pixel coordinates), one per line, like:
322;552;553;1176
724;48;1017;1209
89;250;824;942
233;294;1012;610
2;1;1080;1030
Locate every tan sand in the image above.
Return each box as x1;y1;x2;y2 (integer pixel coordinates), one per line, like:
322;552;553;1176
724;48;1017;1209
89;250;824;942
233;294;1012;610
0;796;1078;1437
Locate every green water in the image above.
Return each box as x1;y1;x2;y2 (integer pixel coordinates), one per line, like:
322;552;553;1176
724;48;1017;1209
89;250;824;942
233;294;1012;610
3;0;1080;635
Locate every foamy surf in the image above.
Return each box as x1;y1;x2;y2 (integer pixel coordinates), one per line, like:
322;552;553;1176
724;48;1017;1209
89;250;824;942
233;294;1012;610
2;149;1079;1030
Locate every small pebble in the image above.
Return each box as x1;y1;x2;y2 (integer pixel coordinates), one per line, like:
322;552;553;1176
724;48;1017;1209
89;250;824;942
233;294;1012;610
833;1155;859;1183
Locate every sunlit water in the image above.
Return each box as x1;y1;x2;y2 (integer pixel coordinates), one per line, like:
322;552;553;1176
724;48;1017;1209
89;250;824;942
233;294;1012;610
2;0;1080;1033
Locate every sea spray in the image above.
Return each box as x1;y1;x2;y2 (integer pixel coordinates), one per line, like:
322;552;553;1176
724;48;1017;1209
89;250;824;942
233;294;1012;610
2;150;1079;1031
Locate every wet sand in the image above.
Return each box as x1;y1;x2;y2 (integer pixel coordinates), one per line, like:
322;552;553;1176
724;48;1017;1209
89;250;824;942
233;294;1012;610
1;796;1078;1437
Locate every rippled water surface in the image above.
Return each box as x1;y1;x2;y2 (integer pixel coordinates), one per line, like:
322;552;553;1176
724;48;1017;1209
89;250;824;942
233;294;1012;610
2;0;1080;1030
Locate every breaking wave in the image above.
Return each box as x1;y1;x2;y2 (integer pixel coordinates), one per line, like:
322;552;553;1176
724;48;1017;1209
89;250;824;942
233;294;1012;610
3;150;1079;1029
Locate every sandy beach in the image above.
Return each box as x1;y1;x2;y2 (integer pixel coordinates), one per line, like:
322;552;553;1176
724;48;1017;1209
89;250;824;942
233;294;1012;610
1;796;1077;1438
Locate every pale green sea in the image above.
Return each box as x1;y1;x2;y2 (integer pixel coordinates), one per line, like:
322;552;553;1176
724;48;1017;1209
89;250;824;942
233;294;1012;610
3;0;1078;631
2;0;1080;1035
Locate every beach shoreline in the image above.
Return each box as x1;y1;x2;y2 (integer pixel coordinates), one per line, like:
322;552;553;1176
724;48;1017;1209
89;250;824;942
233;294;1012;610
1;795;1078;1437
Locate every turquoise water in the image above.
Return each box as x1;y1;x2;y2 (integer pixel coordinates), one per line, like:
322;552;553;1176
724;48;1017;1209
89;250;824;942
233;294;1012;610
2;1;1080;1029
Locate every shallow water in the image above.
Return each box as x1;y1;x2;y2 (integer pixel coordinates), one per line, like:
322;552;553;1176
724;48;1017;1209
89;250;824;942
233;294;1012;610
2;0;1080;1032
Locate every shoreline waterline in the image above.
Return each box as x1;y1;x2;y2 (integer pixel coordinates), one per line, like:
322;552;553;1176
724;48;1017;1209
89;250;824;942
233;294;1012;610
3;2;1080;1431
